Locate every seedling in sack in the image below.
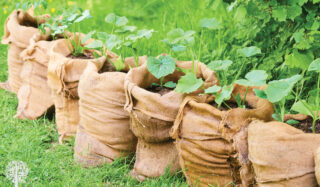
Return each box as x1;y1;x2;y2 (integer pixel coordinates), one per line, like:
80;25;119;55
15;0;49;27
39;8;92;57
163;28;205;94
88;13;153;70
147;55;176;89
125;28;154;66
235;70;268;108
290;58;320;133
254;75;302;122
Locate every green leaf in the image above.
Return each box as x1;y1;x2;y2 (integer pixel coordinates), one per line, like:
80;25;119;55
285;50;314;70
199;18;222;30
215;85;233;106
207;60;232;71
308;58;320;72
235;79;251;87
234;6;247;22
265;75;302;103
85;40;103;49
75;10;91;23
147;56;176;79
272;113;282;122
246;70;268;82
291;100;314;117
112;57;126;71
115;26;136;33
126;29;154;42
314;0;320;3
272;6;287;22
236;70;268;86
81;31;96;45
164;81;176;88
167;28;195;46
286;119;300;125
297;0;308;5
204;85;221;94
238;46;261;57
308;89;320;103
287;4;302;20
175;73;204;94
105;13;128;26
254;89;267;99
171;44;187;52
97;33;122;50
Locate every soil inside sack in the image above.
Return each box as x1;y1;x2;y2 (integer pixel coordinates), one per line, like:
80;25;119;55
74;56;146;167
48;36;111;142
124;58;219;181
290;118;320;133
170;84;274;187
146;85;174;96
1;10;50;94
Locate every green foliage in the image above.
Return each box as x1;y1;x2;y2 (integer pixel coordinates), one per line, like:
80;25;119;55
309;58;320;72
105;13;128;27
199;18;222;30
16;0;48;12
215;85;233;107
164;81;177;88
207;60;232;71
204;85;221;94
236;70;267;87
238;46;261;58
163;28;195;52
175;72;203;94
147;55;176;79
264;75;302;103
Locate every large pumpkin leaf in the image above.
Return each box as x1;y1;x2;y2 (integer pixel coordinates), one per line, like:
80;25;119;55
147;55;176;79
175;73;203;94
236;70;268;86
265;75;302;103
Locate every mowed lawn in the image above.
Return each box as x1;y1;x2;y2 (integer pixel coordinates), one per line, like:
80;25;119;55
0;0;222;186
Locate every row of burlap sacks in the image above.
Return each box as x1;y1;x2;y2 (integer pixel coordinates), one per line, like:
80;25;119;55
3;10;320;187
170;87;320;187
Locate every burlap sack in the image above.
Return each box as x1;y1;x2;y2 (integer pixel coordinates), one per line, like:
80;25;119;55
74;56;147;167
170;84;274;187
1;10;49;94
48;37;115;142
249;120;320;187
15;33;60;120
124;59;219;181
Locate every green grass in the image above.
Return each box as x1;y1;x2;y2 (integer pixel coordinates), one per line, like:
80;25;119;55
0;0;212;186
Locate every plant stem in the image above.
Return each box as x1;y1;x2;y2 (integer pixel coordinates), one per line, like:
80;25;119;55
312;119;316;133
242;87;249;108
295;70;305;103
233;61;245;83
131;47;139;67
189;48;195;74
280;100;285;122
196;30;203;74
223;101;232;110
